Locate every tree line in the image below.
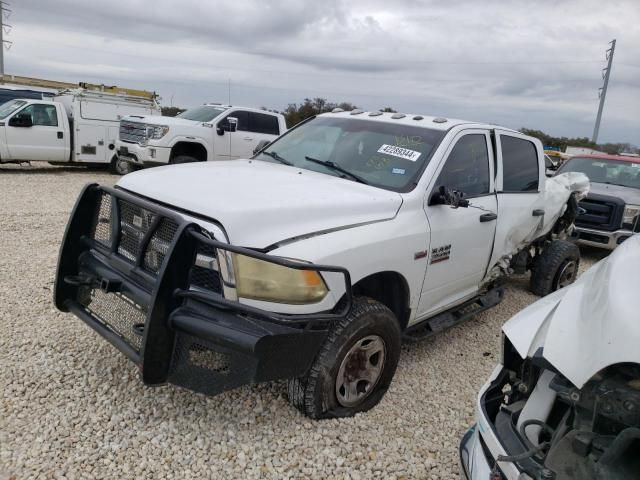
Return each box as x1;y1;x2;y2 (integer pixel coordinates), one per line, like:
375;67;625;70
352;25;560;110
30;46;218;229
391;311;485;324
161;99;635;154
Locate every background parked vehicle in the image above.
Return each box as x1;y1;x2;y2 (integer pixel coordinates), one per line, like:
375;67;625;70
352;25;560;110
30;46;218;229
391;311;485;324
115;104;286;169
0;87;160;174
55;110;589;420
557;153;640;249
460;235;640;480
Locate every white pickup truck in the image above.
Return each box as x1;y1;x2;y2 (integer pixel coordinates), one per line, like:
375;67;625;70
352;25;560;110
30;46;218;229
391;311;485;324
115;104;287;170
55;110;589;419
0;89;160;173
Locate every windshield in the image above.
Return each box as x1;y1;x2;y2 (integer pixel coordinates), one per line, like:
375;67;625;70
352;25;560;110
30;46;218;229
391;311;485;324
558;157;640;189
178;105;227;122
256;116;445;192
0;99;27;120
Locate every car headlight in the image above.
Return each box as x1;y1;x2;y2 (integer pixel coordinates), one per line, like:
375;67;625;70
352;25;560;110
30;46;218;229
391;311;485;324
622;205;640;229
145;125;170;140
232;254;328;304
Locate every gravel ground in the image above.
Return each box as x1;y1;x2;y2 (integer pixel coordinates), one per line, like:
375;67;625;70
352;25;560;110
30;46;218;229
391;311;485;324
0;163;608;480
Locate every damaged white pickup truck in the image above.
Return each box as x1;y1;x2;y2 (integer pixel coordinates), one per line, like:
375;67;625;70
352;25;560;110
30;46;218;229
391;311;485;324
54;110;589;418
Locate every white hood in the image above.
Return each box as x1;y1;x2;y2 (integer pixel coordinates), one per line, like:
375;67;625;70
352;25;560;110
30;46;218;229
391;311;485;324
503;234;640;388
122;114;201;127
117;160;403;248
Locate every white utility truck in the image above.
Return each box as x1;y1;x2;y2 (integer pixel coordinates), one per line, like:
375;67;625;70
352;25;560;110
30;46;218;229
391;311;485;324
115;104;286;169
0;85;160;174
55;110;589;419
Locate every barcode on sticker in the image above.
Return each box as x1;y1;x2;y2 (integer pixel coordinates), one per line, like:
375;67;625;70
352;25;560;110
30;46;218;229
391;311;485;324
377;144;422;162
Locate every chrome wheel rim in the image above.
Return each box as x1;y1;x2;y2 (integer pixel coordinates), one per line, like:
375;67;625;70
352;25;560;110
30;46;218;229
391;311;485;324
335;335;386;407
556;260;577;289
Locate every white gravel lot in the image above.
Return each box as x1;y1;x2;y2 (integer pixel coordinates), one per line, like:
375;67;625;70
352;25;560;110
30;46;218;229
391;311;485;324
0;164;607;480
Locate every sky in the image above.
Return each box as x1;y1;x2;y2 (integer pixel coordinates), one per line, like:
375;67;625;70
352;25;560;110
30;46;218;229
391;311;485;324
5;0;639;144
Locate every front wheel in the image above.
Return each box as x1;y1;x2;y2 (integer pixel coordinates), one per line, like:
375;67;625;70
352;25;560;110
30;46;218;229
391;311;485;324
530;240;580;296
109;155;133;175
287;297;401;419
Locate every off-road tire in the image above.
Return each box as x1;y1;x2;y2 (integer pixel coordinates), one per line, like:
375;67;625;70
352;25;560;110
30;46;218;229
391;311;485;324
109;155;133;175
170;155;198;164
530;240;580;296
287;297;401;419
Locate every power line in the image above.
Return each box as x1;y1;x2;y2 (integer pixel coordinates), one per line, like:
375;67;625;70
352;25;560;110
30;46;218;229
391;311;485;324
0;1;12;76
592;39;615;143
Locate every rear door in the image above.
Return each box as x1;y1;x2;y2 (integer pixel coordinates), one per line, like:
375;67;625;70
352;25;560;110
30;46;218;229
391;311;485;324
488;130;546;269
246;111;281;153
417;130;498;318
5;103;67;161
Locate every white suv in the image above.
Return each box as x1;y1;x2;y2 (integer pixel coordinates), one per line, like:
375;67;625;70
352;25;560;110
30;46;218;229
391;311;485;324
115;104;286;171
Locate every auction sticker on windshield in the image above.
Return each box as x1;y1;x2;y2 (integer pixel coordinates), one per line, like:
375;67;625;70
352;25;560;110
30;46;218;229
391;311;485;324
377;144;422;162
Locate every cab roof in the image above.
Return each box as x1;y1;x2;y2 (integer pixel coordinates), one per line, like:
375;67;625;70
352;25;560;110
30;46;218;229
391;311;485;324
570;153;640;164
319;109;518;133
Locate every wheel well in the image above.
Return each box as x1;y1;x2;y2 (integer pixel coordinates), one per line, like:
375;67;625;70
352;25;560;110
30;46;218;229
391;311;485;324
170;142;207;162
352;271;411;330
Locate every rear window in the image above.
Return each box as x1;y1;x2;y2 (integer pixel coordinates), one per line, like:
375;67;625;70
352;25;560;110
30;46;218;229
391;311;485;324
501;136;539;192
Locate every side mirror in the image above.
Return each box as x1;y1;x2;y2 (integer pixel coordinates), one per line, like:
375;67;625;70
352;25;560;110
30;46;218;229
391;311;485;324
226;117;238;133
253;139;270;155
9;112;33;127
430;186;469;208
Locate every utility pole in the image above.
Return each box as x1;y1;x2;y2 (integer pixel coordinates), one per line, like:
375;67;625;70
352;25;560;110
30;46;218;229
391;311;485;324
592;39;616;144
0;1;13;77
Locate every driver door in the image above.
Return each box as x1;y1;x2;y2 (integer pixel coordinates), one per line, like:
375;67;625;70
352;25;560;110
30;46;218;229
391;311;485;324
416;130;497;319
5;103;66;161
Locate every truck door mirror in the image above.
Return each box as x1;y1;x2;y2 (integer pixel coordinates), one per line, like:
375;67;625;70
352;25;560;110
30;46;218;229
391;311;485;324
9;112;33;127
253;139;270;155
430;186;469;208
226;117;238;133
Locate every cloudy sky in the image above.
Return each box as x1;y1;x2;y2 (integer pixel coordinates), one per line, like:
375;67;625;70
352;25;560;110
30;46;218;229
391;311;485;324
6;0;639;143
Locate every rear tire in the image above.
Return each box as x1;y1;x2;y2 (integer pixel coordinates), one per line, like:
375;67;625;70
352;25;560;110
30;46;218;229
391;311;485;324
109;156;133;175
287;297;401;419
530;240;580;296
170;155;198;164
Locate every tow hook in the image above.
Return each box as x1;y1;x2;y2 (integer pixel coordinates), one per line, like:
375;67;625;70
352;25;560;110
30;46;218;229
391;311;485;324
64;274;122;293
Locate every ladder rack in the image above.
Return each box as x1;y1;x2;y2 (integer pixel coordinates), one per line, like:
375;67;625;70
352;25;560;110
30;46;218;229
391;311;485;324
0;74;157;100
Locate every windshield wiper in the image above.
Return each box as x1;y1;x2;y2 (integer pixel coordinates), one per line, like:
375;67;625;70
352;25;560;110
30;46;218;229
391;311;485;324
262;151;293;166
602;181;628;187
304;156;369;185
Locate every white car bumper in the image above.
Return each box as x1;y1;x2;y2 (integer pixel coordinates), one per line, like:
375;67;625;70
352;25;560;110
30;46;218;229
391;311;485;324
116;141;171;166
459;365;527;480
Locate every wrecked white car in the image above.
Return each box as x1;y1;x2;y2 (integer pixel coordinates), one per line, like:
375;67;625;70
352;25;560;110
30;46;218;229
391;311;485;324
55;110;588;419
460;234;640;480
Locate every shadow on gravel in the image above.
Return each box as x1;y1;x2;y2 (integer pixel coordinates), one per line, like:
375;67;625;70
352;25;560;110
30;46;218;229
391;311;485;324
0;165;109;174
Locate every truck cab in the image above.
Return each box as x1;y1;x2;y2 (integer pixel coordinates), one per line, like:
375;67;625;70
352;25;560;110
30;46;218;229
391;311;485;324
115;104;287;169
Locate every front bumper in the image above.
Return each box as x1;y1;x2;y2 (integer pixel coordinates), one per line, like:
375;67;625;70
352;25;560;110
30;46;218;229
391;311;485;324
460;425;495;480
572;226;635;250
116;141;171;166
54;184;352;395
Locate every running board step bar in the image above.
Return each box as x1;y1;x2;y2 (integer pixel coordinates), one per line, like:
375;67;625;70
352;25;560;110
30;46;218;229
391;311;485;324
403;287;505;343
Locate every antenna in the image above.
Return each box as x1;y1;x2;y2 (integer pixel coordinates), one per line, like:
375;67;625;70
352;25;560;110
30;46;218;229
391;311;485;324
227;77;231;105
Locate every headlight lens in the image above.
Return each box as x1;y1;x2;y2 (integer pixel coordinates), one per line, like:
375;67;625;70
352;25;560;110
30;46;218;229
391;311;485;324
146;125;170;140
622;205;640;229
232;254;328;304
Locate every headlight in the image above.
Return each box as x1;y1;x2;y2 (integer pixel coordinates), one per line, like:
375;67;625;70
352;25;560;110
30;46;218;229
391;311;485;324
145;125;170;140
622;205;640;229
232;254;328;304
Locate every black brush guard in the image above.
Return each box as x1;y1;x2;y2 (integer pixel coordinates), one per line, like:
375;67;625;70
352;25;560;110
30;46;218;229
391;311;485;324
54;184;352;395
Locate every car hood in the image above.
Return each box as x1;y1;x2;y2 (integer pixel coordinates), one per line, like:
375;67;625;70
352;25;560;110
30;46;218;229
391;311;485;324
117;160;403;248
588;182;640;205
502;234;640;388
121;115;202;127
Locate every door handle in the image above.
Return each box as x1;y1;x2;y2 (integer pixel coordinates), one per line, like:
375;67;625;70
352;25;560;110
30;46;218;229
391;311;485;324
479;213;497;222
532;209;545;217
243;137;253;141
57;131;63;139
